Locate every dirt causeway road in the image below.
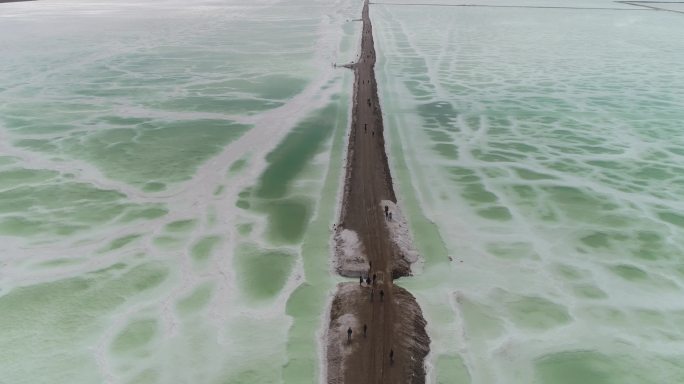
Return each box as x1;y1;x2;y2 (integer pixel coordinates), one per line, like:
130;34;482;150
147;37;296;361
327;0;429;383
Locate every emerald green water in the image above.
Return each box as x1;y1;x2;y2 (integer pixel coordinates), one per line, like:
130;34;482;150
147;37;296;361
0;263;168;383
0;0;360;382
374;1;684;382
8;0;681;382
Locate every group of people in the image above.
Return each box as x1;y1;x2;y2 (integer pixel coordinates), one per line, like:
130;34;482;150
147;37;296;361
359;269;384;298
384;205;392;221
344;261;394;366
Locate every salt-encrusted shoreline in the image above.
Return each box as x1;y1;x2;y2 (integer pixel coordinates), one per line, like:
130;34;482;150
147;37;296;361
333;228;369;277
381;200;423;276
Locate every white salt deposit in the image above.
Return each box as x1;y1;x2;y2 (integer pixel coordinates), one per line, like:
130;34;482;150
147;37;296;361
373;1;684;382
333;228;369;277
381;200;422;273
0;0;361;383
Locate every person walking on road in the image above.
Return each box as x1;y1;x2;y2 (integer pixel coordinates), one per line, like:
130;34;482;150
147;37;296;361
390;349;394;365
347;327;352;343
359;275;363;286
363;324;367;338
380;289;384;302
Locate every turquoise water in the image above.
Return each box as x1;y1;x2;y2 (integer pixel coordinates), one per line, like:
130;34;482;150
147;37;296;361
4;0;683;382
0;0;359;382
373;1;684;383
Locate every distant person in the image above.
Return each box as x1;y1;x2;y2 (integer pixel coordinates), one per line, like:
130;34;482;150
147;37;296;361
380;289;384;302
366;277;371;285
384;205;388;218
390;349;394;365
360;275;363;286
347;327;352;343
363;324;367;337
372;273;377;285
388;212;392;221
